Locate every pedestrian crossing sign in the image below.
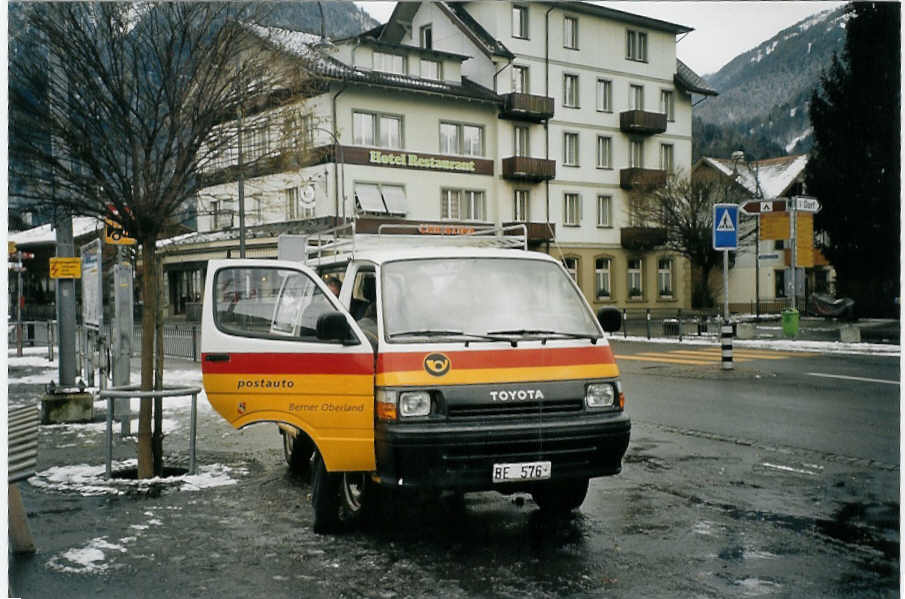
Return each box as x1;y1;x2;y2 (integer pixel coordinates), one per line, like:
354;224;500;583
713;203;739;250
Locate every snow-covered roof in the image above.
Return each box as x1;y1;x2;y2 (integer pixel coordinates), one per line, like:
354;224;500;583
698;154;808;198
8;217;102;247
675;59;718;96
241;23;499;104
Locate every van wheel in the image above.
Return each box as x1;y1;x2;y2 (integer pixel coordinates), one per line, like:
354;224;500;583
282;430;314;477
310;451;341;534
531;478;589;513
310;452;369;533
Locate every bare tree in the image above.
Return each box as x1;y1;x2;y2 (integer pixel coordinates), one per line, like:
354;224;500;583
628;171;749;307
10;3;321;478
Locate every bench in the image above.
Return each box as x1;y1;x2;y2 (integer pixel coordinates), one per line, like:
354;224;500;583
9;405;40;554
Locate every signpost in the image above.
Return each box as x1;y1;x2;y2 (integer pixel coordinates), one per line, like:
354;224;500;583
10;250;35;357
713;204;739;371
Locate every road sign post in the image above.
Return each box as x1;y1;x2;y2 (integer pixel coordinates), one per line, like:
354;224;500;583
713;204;739;371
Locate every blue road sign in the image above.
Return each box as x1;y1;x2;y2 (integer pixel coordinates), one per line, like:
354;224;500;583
713;203;739;250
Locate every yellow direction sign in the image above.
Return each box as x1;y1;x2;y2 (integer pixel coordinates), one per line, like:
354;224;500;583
49;257;82;279
104;219;136;245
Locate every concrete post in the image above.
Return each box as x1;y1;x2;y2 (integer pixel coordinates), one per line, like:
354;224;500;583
113;248;134;435
55;215;77;387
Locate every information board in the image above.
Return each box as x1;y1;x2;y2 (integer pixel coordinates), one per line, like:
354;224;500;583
80;239;102;327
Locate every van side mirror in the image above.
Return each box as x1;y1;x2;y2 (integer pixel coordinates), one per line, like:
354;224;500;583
597;307;622;333
316;311;355;344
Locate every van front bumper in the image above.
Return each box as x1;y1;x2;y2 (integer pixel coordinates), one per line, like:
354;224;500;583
374;413;630;491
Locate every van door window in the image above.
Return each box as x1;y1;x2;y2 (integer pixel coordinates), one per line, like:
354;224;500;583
214;266;336;341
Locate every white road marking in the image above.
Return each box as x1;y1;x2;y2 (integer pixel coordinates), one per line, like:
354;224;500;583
806;372;899;385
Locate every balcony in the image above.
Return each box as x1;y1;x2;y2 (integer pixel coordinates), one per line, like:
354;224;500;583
502;221;556;244
621;227;667;251
620;168;667;190
619;110;667;135
500;93;555;122
501;156;556;182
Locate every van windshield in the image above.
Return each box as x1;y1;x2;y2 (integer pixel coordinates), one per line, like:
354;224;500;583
380;258;600;341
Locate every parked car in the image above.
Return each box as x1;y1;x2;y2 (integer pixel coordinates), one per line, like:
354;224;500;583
807;293;855;320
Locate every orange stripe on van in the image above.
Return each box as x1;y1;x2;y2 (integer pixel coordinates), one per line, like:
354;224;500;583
376;345;619;387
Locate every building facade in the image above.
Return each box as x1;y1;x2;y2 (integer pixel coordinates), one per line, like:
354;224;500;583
162;1;717;318
692;154;834;313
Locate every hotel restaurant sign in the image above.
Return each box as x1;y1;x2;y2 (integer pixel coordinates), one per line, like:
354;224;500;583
342;146;494;175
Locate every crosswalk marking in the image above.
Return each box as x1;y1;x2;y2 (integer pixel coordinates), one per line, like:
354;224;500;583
615;347;817;366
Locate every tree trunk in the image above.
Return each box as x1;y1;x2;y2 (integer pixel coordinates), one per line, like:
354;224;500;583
138;236;158;479
153;288;164;477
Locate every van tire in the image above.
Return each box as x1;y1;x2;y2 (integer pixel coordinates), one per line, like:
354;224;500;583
311;451;341;534
531;477;589;513
283;429;314;478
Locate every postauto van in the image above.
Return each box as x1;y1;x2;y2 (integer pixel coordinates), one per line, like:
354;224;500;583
201;228;630;532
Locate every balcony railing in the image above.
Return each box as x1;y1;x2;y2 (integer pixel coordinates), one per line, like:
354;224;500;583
621;227;667;251
502;221;556;243
501;156;556;182
500;93;555;121
620;168;667;190
619;110;667;135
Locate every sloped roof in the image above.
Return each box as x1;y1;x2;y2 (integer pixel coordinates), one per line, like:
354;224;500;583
243;23;499;105
443;3;515;59
8;217;102;248
698;154;809;198
539;2;693;34
675;59;718;96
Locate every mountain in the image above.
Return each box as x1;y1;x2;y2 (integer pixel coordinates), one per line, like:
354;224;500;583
254;2;379;38
692;5;850;161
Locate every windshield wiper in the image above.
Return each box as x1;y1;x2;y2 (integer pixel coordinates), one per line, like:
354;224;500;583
388;329;511;342
486;329;601;343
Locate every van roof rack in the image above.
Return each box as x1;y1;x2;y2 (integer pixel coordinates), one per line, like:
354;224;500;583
278;222;528;266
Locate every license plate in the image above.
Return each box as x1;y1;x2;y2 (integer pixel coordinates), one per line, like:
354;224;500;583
492;461;552;483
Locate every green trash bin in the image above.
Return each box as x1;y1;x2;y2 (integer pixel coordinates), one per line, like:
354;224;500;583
782;308;799;338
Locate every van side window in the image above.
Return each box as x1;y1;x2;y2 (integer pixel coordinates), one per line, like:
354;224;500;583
214;267;336;341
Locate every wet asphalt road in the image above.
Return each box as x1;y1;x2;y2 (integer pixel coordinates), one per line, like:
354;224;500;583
9;343;900;598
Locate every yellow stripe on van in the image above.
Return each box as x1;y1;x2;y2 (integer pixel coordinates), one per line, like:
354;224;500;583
376;363;620;387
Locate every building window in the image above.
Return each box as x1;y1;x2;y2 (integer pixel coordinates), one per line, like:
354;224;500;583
660;90;675;121
658;258;673;297
660;143;674;172
775;269;786;298
355;183;407;216
596;79;612;112
629;84;644;110
514;125;529;156
420;59;441;80
596;136;612;169
595;257;611;299
563;132;579;166
420;24;432;49
512;65;529;94
442;189;486;221
562;256;579;283
353;111;403;148
628;258;643;297
597;195;612;227
563;193;581;226
629;139;644;168
512;5;529;39
373;51;406;74
514;190;529;222
563;74;579;108
563;16;578;49
626;30;648;62
440;122;484;156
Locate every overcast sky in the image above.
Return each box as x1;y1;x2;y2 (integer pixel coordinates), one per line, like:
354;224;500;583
355;1;846;76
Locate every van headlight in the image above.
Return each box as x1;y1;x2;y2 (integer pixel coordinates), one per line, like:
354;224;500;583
586;383;616;409
399;391;431;418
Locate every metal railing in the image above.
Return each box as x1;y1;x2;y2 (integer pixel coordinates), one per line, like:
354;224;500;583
619;308;722;341
98;384;202;478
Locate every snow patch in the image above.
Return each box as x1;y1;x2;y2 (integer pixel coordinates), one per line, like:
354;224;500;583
785;128;812;153
610;335;899;357
47;537;127;574
29;460;246;496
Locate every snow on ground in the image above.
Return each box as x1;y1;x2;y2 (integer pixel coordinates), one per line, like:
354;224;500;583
29;459;246;497
47;537;128;574
609;335;900;357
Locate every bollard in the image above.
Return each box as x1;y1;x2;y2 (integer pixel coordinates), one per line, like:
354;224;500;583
677;309;683;342
48;321;54;362
721;320;734;370
645;309;651;339
623;309;627;338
